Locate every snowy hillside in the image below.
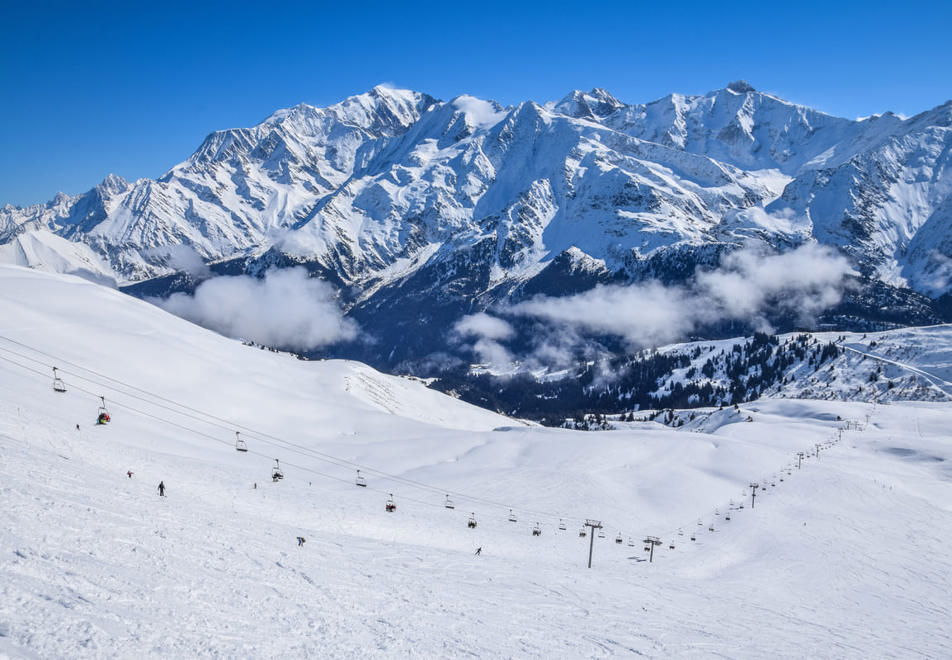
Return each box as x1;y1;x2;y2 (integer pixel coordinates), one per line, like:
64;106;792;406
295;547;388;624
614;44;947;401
439;326;952;422
2;266;951;656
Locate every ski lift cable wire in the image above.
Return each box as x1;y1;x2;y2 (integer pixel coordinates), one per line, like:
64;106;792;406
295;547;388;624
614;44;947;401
0;348;831;544
0;353;522;522
0;336;569;519
2;337;854;542
0;340;593;526
0;344;830;541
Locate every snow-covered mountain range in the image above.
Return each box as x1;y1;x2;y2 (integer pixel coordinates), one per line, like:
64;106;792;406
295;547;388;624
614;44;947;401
3;82;951;370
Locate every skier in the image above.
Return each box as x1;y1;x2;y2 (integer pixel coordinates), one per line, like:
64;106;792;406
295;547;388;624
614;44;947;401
157;481;165;497
475;547;482;556
127;470;133;479
297;536;306;547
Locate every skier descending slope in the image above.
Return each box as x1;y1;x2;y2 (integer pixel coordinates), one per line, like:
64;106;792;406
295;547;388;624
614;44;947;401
157;481;165;497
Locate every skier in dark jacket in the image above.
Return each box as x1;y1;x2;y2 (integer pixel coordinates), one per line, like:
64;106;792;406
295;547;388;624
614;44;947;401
157;481;165;497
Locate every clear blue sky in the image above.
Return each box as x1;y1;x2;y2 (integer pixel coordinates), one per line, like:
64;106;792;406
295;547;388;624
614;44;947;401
2;0;950;207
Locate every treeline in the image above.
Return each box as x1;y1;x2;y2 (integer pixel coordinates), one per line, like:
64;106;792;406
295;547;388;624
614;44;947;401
430;333;842;426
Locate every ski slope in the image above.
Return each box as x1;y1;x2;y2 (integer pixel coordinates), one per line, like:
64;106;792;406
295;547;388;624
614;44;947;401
1;265;951;658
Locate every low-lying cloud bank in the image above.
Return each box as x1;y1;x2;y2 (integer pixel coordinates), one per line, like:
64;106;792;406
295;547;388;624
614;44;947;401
153;267;357;350
454;243;856;368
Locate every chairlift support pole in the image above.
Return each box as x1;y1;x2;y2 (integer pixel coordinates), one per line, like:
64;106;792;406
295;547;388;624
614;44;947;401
643;535;661;563
585;519;602;569
797;452;804;469
749;482;759;509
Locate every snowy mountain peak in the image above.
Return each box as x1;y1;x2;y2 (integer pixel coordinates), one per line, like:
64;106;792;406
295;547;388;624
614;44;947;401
553;88;624;119
726;80;756;94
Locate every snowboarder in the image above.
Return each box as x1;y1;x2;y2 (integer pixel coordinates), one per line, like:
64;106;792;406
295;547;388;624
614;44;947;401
127;470;133;478
75;424;80;431
297;536;306;547
475;547;482;556
157;481;165;497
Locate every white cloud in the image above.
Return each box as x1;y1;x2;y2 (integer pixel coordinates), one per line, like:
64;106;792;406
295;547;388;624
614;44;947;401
504;243;855;355
453;312;515;366
153;267;357;350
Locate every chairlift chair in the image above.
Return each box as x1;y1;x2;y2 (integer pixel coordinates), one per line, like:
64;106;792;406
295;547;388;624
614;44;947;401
235;431;247;453
508;509;517;523
272;459;284;481
669;541;675;550
467;513;477;529
644;545;651;552
598;529;606;539
579;527;587;538
725;512;731;521
558;519;567;531
52;367;66;393
96;396;111;424
532;523;541;536
677;528;683;536
690;531;696;541
385;494;396;512
708;524;715;532
444;494;455;509
614;534;623;544
627;537;635;547
355;470;367;487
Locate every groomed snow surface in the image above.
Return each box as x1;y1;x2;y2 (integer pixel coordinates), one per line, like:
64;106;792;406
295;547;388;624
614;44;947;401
1;265;951;658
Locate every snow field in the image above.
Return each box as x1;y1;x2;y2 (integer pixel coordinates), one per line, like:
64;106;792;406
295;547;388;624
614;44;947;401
1;266;952;657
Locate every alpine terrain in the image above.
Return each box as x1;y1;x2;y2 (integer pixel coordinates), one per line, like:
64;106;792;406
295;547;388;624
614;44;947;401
2;82;952;417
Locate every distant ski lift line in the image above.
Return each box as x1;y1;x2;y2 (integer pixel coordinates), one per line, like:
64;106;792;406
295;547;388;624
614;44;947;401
0;334;851;542
0;343;848;543
0;340;851;544
0;336;598;527
0;334;585;522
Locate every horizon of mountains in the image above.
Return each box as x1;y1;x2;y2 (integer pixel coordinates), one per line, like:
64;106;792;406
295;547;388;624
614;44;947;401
3;81;952;414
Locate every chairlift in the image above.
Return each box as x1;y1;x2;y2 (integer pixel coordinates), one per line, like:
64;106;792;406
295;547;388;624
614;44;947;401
271;459;284;481
715;508;720;516
444;494;455;509
677;528;683;536
697;518;703;526
708;524;715;532
558;519;567;531
579;527;587;538
508;509;517;523
532;523;541;537
96;396;111;424
725;512;731;521
627;537;635;547
467;513;477;529
669;541;675;550
643;545;651;552
598;529;606;539
385;494;396;512
690;532;696;541
52;367;66;393
355;469;367;487
614;534;623;544
235;431;247;453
